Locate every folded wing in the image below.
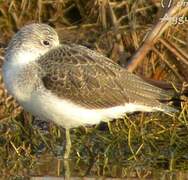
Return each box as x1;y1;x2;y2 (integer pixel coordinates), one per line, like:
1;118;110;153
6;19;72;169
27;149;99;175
38;44;177;112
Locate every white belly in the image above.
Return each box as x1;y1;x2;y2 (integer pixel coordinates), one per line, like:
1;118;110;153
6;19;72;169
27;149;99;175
19;90;157;129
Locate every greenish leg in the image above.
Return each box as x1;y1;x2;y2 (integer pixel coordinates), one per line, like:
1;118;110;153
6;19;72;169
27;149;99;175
64;128;71;159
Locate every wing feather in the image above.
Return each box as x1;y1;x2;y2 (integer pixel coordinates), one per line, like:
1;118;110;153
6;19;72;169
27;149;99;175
38;44;175;111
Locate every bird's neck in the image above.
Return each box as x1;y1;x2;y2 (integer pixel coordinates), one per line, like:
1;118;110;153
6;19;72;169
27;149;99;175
5;48;40;66
3;50;39;102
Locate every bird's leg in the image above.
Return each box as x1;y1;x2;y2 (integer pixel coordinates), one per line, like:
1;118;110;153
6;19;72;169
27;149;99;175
64;128;71;159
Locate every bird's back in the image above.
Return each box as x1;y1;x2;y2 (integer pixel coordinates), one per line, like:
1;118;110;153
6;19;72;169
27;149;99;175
37;43;178;114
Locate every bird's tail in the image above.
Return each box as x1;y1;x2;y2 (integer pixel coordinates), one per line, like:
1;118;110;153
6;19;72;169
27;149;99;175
141;77;188;114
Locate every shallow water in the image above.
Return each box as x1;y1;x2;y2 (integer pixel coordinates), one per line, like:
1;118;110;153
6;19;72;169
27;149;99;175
27;155;188;179
2;151;187;179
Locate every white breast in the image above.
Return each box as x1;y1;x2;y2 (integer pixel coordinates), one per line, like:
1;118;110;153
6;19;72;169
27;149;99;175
3;50;42;103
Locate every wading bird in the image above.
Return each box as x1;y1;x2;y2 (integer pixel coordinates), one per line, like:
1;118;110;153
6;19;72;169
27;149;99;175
3;23;180;159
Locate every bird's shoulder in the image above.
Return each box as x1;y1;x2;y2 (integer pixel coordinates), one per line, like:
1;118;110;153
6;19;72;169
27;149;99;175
38;43;121;69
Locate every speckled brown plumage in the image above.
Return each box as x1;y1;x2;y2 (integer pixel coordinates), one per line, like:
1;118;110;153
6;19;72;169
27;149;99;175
38;43;176;111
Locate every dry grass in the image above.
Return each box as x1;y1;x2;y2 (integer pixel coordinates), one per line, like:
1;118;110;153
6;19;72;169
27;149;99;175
0;0;188;178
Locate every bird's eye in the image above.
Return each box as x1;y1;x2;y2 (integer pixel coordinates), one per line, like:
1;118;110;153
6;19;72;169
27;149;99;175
42;40;50;47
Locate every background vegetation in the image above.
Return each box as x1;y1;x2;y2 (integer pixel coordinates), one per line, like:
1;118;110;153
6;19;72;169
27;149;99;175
0;0;188;178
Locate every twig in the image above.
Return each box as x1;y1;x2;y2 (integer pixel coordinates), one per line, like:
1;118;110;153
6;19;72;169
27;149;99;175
118;3;161;24
100;0;108;29
126;1;188;72
106;0;124;60
56;23;98;31
159;38;188;82
152;47;184;81
159;38;188;66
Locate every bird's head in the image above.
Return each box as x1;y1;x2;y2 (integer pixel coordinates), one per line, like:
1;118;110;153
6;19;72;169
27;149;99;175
5;23;59;65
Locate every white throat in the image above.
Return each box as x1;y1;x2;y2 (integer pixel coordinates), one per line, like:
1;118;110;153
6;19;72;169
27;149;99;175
3;50;39;102
5;49;40;65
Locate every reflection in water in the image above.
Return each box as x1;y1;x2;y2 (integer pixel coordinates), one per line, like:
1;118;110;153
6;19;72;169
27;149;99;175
28;155;188;179
64;159;71;179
